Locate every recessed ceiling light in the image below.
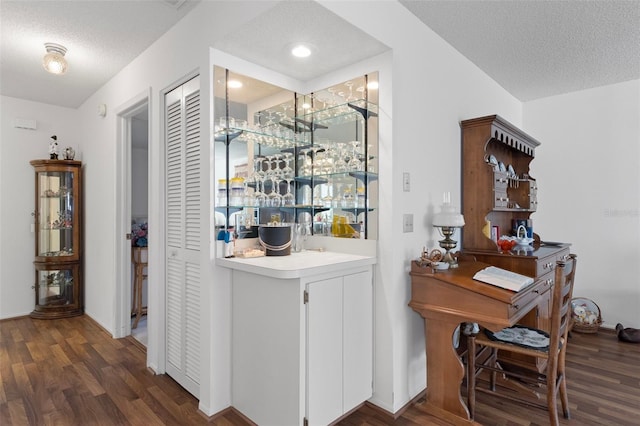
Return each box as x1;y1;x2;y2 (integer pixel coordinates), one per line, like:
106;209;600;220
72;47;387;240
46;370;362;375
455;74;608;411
227;80;243;89
291;44;312;58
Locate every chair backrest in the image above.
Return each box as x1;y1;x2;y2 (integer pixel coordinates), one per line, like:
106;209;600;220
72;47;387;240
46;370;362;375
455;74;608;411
548;254;578;356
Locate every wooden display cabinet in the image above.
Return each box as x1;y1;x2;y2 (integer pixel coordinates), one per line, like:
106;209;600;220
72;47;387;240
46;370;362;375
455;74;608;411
30;160;83;319
460;115;570;370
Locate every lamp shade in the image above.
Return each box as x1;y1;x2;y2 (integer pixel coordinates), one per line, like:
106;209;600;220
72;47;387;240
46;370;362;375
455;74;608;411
43;43;68;75
433;203;465;227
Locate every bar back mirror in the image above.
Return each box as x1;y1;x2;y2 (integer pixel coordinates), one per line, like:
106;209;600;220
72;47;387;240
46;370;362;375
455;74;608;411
214;66;378;240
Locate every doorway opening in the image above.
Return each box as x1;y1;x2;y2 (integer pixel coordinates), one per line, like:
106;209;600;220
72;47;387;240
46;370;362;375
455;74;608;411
130;107;149;345
114;91;150;343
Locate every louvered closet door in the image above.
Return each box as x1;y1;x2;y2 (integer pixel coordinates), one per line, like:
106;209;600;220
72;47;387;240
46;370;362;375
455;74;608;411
164;75;201;398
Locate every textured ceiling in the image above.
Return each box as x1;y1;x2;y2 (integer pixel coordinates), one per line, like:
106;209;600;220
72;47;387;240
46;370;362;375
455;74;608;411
400;0;640;101
213;1;390;83
1;0;639;109
0;0;198;108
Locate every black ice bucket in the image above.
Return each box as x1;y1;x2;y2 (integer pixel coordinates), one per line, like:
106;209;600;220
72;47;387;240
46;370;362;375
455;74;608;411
258;224;292;256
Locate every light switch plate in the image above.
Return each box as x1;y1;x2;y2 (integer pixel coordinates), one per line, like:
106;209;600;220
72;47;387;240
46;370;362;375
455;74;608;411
403;172;410;192
403;213;413;233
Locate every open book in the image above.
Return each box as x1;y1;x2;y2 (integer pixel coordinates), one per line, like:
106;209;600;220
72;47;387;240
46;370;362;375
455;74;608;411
473;266;534;292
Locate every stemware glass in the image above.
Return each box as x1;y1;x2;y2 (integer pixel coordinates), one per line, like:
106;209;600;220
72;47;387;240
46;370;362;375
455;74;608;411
348;141;362;171
344;81;355;102
268;176;282;207
271;154;283;178
298;148;312;177
322;179;333;208
282;152;294;178
254;178;267;207
252;156;267;207
283;178;295;206
333;182;343;208
333;142;348;173
342;183;355;209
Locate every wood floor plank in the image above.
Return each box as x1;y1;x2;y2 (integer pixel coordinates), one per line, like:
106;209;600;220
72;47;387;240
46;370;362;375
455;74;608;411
1;315;639;425
7;398;29;426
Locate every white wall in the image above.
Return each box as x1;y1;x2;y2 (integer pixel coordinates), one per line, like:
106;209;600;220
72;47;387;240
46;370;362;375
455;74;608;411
524;79;640;329
0;96;78;318
72;0;282;417
320;1;522;412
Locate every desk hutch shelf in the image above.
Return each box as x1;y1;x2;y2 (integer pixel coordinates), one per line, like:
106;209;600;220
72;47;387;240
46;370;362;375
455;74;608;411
460;115;571;369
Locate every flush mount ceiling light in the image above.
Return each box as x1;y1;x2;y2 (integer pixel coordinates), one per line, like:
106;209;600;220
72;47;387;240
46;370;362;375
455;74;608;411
42;43;68;75
291;44;312;58
227;79;243;89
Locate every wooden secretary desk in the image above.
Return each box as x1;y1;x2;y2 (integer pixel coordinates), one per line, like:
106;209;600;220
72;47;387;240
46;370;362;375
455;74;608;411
410;115;571;424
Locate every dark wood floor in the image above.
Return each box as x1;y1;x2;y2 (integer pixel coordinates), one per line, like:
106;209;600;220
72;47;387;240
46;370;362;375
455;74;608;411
1;315;639;425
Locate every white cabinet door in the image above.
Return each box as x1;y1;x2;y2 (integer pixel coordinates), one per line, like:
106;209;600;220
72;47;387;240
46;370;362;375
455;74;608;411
306;276;343;426
164;75;201;398
343;270;373;410
306;269;373;426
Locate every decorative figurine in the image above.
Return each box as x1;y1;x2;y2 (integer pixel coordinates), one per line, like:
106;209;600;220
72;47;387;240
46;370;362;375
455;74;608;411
49;135;59;159
63;146;75;160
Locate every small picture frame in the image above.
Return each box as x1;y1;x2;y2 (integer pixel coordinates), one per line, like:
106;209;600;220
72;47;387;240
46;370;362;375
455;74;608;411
491;226;500;242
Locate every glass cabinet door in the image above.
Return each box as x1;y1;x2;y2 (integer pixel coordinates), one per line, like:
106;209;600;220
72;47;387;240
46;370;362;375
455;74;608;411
32;263;82;318
35;168;79;260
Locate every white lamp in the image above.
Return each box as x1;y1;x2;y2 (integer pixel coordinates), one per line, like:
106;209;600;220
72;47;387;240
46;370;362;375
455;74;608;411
43;43;68;75
433;192;465;268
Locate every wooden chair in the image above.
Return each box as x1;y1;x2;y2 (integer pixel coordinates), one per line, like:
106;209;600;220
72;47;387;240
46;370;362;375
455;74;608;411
466;254;577;425
131;247;148;329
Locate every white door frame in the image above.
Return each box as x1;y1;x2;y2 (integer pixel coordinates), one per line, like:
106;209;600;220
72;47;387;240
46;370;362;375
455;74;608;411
114;90;151;339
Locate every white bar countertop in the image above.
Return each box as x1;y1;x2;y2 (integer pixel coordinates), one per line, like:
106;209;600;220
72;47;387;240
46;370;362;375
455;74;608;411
217;250;376;279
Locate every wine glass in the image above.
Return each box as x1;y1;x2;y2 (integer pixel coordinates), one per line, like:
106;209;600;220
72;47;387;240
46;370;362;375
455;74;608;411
254;178;267;207
271;154;283;178
283;177;295;206
344;81;355;102
252;156;267;207
347;141;362;171
342;183;355;208
322;179;333;208
268;176;282;207
333;142;348;173
298;148;312;177
333;182;343;208
282;152;294;178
